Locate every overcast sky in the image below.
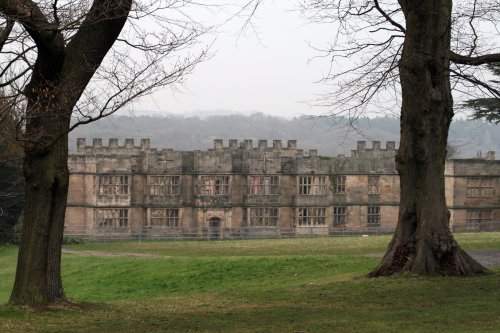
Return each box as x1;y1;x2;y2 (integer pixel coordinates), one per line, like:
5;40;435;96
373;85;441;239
128;2;333;119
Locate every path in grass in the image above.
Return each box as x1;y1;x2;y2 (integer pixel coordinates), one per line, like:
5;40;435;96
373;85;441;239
61;248;169;259
460;249;500;267
366;249;500;267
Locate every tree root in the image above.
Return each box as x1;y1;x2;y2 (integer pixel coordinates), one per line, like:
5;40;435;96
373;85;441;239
370;239;489;277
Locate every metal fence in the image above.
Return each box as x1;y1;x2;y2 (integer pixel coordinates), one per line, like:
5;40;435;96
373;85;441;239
60;221;500;242
1;221;499;244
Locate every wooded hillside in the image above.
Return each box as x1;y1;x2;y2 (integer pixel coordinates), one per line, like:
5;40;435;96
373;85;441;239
69;113;499;157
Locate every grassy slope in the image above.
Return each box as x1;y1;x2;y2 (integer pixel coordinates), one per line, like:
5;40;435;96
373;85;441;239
0;234;499;332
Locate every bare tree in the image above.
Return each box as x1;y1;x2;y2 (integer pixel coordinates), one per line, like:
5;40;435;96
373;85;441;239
0;0;261;306
300;0;500;275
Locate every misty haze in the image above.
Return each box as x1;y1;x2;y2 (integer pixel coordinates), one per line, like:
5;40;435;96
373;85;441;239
70;113;499;158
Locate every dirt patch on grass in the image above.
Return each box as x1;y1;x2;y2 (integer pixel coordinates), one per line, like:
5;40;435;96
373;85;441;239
465;250;500;268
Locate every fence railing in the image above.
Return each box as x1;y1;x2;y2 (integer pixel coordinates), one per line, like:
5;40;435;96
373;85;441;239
59;221;500;242
2;221;499;244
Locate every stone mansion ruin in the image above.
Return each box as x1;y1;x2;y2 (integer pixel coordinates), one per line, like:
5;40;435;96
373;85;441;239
65;138;499;238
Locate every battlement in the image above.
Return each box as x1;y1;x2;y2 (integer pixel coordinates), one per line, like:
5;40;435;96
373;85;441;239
351;140;398;158
75;138;401;160
210;139;299;151
76;138;152;154
77;138;151;149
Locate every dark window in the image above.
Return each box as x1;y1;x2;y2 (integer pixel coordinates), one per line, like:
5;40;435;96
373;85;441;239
333;206;347;226
367;206;380;226
199;176;230;195
466;210;492;230
150;208;180;227
466;178;493;198
249;208;279;226
96;209;129;228
98;175;129;195
148;176;180;196
298;207;326;226
298;176;327;195
249;176;279;195
334;176;346;194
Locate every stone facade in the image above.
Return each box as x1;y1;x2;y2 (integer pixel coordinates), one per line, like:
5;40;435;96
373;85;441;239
65;138;499;238
445;151;500;231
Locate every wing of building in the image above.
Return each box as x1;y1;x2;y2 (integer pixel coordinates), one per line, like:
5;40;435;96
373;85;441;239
65;138;499;239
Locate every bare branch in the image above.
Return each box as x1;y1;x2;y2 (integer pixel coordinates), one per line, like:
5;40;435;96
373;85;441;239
52;0;60;28
450;51;500;66
374;0;405;33
0;18;14;51
0;0;62;51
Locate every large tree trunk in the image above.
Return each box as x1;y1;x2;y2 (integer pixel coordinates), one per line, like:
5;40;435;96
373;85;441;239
370;0;487;276
4;0;132;306
9;133;69;305
9;28;69;305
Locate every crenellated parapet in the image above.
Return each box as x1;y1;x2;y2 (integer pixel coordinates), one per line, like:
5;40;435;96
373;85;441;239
209;138;300;152
77;137;391;159
76;138;151;155
70;138;402;175
350;140;398;158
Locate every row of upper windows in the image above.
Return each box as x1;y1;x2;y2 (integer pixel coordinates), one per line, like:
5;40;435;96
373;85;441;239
94;206;383;229
96;175;382;196
97;175;497;198
466;178;494;198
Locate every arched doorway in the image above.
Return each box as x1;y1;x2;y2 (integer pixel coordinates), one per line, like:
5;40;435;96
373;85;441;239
208;217;221;240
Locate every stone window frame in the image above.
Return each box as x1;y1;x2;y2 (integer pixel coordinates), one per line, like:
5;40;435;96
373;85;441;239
466;209;492;229
298;176;328;195
149;208;180;227
248;175;279;195
248;207;279;226
333;175;346;194
368;175;380;194
98;174;129;195
198;175;230;196
297;207;327;226
147;175;181;196
333;206;347;226
466;177;494;198
95;208;129;228
367;206;381;226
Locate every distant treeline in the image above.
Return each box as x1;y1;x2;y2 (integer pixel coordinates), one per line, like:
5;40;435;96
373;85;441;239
69;113;499;158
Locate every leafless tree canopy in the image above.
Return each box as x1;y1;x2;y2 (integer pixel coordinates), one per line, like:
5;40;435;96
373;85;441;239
299;0;500;121
0;1;213;142
0;0;264;146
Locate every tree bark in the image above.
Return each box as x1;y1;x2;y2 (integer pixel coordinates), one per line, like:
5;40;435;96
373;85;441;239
9;18;69;305
370;0;487;276
9;132;69;305
6;0;133;306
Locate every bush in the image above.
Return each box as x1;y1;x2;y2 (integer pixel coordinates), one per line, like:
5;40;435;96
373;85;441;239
62;237;86;245
0;166;24;245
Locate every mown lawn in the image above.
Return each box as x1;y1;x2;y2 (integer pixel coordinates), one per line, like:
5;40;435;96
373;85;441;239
0;233;499;332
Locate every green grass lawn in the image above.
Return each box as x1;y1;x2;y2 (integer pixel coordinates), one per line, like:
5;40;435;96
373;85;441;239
0;233;499;332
